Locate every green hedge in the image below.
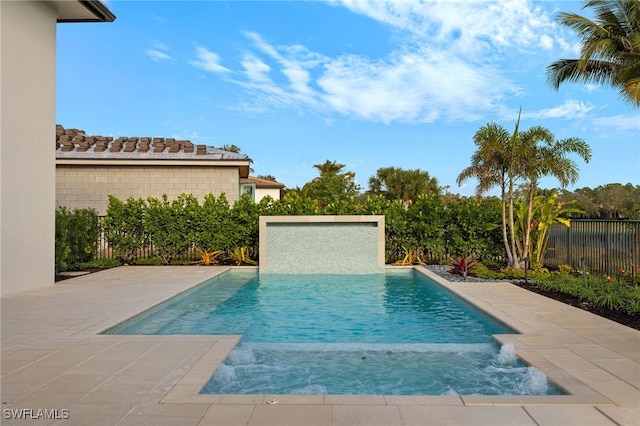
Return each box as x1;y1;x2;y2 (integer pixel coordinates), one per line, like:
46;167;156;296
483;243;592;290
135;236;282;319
102;192;504;265
55;207;100;275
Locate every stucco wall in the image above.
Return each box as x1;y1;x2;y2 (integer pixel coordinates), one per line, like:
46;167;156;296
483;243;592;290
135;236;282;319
1;1;57;296
56;165;241;214
256;187;281;201
259;216;385;274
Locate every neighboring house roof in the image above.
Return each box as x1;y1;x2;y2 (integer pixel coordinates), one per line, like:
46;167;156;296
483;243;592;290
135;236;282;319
55;1;116;23
241;176;285;189
56;125;251;177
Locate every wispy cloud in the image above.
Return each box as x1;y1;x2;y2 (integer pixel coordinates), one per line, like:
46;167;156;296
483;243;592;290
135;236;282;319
591;114;640;134
145;41;174;63
525;100;595;120
198;0;580;124
190;47;230;74
145;49;174;63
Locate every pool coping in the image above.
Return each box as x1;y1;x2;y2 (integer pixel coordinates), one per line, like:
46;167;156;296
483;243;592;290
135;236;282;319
2;265;639;425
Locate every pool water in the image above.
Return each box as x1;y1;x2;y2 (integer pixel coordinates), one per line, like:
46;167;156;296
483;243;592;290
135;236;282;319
105;269;564;395
203;342;559;395
106;270;513;342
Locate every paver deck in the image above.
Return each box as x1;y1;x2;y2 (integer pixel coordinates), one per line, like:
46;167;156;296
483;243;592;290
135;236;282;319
1;266;639;425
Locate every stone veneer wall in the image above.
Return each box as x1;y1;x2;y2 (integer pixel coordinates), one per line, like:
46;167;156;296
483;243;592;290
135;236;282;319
56;165;240;215
259;216;385;274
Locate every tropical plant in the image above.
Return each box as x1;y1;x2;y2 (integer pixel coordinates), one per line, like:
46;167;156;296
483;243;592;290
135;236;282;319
457;117;521;268
368;167;440;203
517;129;591;263
395;247;426;266
449;256;477;279
302;160;361;208
530;193;585;269
546;0;640;106
457;110;591;269
229;246;258;266
197;249;224;266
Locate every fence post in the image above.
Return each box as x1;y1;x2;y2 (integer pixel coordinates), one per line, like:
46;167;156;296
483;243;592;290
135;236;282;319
605;221;611;275
567;223;572;268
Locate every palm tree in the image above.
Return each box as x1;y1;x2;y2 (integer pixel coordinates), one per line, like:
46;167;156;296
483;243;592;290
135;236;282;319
368;167;440;202
546;0;640;106
221;144;241;153
302;160;360;207
313;160;349;176
457;121;519;267
518;130;592;262
458;111;591;269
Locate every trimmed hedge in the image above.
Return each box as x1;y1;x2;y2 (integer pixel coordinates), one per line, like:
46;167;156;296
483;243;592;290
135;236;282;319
55;207;100;275
101;192;504;265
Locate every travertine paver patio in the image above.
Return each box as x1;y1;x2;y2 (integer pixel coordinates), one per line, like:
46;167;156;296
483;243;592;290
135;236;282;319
1;266;638;425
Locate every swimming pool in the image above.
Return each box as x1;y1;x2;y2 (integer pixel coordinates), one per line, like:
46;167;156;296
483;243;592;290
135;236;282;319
105;269;563;395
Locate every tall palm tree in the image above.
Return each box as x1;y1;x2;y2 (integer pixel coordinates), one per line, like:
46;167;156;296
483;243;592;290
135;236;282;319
313;160;349;176
458;111;591;269
546;0;640;106
518;129;592;261
457;121;519;267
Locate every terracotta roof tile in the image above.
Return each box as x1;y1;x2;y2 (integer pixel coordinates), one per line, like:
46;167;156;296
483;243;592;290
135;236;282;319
241;176;285;188
55;125;249;161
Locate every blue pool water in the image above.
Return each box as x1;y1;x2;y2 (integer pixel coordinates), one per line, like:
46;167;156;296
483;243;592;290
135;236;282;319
105;269;564;395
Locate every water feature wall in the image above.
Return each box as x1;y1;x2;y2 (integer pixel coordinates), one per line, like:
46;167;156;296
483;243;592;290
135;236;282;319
259;216;385;274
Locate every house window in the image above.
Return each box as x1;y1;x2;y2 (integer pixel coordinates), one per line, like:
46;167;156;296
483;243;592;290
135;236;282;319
240;183;256;201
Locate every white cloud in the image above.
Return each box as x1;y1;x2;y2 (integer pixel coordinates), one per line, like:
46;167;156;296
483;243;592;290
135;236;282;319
145;49;174;63
232;30;518;123
190;47;230;74
333;0;562;54
208;1;583;124
591;114;640;134
525;100;595;120
241;54;272;84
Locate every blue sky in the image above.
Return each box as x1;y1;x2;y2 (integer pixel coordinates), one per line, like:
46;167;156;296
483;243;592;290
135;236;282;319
57;0;640;196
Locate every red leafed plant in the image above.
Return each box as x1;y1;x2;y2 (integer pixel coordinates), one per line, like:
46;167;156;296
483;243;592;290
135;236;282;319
449;256;477;280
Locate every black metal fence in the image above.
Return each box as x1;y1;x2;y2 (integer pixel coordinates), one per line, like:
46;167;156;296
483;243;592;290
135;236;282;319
544;219;640;276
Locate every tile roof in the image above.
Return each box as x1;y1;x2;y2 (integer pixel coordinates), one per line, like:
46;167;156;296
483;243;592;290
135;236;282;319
55;125;249;161
241;176;285;188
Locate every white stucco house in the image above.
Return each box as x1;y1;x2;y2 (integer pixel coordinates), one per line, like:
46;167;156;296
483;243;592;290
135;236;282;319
1;1;115;297
240;176;285;202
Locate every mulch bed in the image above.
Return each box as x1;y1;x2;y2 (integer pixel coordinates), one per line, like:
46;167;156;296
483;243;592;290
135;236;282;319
512;280;640;331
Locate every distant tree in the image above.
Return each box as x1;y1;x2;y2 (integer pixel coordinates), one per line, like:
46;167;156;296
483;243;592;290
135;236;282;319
592;183;640;218
256;174;278;182
367;167;440;202
302;160;361;208
221;144;241;153
220;144;254;173
546;0;640;106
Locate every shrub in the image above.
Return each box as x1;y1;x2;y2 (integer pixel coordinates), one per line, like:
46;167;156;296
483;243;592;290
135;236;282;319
55;208;71;275
55;207;100;275
144;194;199;264
67;208;100;264
103;196;148;263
